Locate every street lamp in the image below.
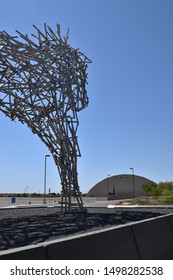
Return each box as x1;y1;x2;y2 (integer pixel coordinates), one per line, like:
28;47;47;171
107;174;111;197
130;167;135;197
43;154;50;204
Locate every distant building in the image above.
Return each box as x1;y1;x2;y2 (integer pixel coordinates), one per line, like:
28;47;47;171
87;174;154;198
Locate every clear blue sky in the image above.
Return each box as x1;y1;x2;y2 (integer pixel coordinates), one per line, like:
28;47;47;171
0;0;173;194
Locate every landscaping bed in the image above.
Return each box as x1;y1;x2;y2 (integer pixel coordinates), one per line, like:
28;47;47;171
0;206;172;251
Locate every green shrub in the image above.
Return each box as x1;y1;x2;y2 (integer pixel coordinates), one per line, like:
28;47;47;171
142;181;160;196
142;181;173;204
158;188;173;204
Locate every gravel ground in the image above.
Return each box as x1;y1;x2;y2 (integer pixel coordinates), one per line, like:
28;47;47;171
0;206;172;251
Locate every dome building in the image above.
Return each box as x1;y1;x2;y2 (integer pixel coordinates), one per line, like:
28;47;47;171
87;174;153;198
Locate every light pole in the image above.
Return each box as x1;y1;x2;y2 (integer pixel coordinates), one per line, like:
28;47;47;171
107;174;111;197
130;167;135;197
44;154;50;204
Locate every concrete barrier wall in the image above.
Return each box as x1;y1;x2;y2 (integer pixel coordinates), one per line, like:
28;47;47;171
168;214;173;232
132;215;173;260
45;225;139;260
0;245;46;260
0;213;173;260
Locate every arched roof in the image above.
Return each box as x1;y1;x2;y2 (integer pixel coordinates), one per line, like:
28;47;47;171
87;174;154;197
